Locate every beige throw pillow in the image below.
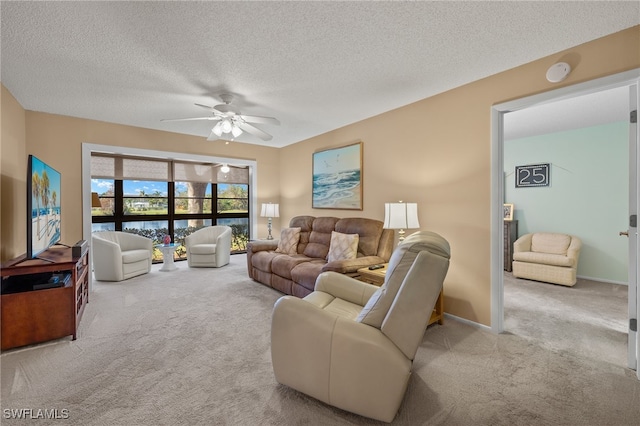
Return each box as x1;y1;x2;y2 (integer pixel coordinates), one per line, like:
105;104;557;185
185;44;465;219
327;231;359;262
275;227;301;255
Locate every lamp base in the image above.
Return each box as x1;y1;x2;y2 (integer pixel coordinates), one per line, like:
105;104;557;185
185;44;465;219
397;229;406;245
266;218;274;240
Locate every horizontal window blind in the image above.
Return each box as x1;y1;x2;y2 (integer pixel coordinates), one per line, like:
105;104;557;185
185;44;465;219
91;155;169;181
217;165;248;184
90;155;116;179
91;154;248;184
174;162;213;183
122;158;170;181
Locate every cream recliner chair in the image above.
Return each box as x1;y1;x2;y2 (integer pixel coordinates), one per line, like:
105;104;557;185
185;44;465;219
270;231;451;423
92;231;153;281
184;226;232;268
512;232;582;286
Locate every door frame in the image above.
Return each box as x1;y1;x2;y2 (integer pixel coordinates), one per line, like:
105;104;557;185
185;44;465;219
629;83;639;376
490;69;640;373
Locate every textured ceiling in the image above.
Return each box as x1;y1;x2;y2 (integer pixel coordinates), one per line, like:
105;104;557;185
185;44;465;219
1;1;638;147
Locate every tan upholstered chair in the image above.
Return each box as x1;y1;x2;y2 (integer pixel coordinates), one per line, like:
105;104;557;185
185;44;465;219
184;226;232;268
91;231;153;281
512;232;582;286
270;231;451;423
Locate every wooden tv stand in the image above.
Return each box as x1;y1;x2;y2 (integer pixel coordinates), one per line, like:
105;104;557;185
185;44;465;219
1;246;89;350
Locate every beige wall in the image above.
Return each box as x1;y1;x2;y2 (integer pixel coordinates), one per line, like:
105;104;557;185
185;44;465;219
1;26;638;326
1;86;27;261
1;109;281;262
279;26;640;325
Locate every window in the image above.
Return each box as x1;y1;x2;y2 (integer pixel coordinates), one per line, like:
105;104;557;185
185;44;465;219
91;155;251;261
123;180;168;215
217;184;249;251
217;184;248;213
175;182;212;215
91;178;115;216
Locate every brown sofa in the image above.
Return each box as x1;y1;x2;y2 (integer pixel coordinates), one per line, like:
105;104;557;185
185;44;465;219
246;216;394;297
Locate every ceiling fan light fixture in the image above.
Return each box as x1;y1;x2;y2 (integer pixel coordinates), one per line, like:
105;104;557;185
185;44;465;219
231;124;242;138
212;122;223;137
220;119;232;133
164;96;279;142
220;164;230;173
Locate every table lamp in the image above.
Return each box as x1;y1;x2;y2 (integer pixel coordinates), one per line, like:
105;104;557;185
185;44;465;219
260;203;280;240
383;201;420;244
91;192;102;208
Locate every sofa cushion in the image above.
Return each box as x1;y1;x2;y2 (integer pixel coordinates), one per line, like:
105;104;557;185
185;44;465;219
289;216;315;254
335;217;384;257
251;250;282;272
121;249;151;264
276;227;301;255
327;231;359;262
531;233;571;255
291;260;327;292
513;251;575;267
272;255;312;280
189;244;216;255
303;217;339;259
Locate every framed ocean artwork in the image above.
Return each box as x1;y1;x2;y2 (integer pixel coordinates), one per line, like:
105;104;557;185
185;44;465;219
312;142;363;210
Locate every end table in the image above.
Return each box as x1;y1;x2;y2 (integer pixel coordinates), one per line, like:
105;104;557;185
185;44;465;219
156;243;178;272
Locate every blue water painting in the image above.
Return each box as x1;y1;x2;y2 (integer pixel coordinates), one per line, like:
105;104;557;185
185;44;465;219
312;143;362;209
313;169;361;208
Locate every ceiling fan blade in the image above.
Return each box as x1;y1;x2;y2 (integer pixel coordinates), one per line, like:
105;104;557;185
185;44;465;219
161;116;221;122
238;114;280;126
195;103;215;110
236;121;273;141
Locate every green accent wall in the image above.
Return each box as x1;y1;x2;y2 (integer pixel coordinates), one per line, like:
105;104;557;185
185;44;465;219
505;122;629;284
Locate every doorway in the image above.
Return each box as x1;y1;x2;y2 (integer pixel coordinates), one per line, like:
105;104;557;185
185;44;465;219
501;88;629;366
490;69;640;376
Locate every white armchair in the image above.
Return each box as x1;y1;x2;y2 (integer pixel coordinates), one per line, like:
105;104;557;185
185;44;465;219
91;231;153;281
270;231;451;423
184;226;232;268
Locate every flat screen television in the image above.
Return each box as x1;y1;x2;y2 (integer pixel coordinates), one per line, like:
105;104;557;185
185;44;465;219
27;155;62;259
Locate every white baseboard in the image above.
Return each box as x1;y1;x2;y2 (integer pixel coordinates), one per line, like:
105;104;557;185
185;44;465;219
443;312;492;332
577;275;628;286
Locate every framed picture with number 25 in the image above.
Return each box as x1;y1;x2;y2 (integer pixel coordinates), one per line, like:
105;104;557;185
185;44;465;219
515;163;550;188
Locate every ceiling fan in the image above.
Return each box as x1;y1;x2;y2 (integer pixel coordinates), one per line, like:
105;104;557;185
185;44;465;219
161;94;280;141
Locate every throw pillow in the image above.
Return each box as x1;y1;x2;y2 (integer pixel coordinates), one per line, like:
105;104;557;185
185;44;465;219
275;227;301;255
327;231;359;262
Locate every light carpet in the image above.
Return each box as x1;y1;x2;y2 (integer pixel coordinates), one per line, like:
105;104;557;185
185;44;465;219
1;255;639;425
504;272;629;368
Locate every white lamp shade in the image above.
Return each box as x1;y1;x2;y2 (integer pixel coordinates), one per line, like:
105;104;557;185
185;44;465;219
212;122;223;137
260;203;280;218
383;202;420;229
91;192;102;208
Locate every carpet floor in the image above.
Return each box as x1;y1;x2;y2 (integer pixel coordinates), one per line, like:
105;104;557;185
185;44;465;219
504;272;629;368
1;255;639;425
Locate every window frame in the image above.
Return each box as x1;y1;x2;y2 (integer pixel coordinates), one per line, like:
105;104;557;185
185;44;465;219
92;180;250;257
